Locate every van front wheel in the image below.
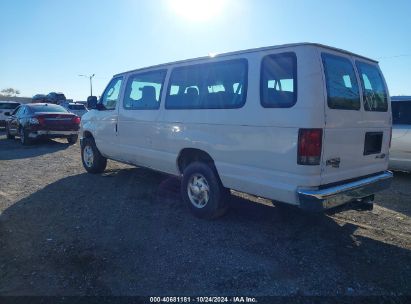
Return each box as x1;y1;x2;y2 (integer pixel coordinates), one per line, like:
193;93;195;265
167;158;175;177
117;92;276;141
181;162;229;219
81;137;107;174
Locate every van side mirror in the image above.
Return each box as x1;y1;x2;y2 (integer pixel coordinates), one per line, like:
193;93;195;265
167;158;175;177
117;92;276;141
4;112;10;116
87;96;98;109
96;103;106;110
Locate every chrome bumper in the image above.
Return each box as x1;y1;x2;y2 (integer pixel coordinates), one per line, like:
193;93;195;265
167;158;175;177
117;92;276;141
297;171;393;211
29;130;78;138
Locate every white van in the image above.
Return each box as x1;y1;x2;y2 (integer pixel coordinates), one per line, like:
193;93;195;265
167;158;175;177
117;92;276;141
80;43;393;218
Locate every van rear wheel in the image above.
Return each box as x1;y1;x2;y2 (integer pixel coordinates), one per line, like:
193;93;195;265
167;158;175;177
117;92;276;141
81;137;107;173
181;162;229;219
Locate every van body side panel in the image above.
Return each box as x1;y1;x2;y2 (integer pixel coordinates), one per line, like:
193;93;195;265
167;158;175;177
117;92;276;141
80;44;392;209
155;46;325;205
83;111;120;159
83;77;126;161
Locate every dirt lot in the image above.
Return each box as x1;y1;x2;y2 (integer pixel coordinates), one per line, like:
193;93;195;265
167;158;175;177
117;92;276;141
0;130;410;296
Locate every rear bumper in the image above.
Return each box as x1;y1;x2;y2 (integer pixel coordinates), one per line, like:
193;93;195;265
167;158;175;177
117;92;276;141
297;171;393;211
29;130;78;138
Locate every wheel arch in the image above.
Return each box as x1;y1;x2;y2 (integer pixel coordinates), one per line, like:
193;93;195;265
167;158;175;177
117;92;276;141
82;130;94;139
177;148;217;175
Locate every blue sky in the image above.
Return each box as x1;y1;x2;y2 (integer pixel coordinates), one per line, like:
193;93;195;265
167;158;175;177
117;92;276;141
0;0;410;100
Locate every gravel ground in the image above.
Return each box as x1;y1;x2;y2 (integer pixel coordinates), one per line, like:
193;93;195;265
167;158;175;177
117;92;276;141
0;129;410;296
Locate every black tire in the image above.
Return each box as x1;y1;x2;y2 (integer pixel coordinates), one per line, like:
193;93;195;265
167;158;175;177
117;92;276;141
19;128;32;146
81;137;107;174
67;134;78;144
181;161;229;219
6;125;14;139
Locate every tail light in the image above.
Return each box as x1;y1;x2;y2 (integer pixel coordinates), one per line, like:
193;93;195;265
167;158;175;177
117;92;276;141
298;128;323;165
72;116;81;124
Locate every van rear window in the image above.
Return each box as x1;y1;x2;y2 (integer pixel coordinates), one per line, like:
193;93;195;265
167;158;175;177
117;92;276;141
322;54;361;110
260;53;297;108
356;62;388;112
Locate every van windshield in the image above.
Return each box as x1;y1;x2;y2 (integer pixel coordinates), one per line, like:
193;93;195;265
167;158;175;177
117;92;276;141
356;62;388;112
392;101;411;125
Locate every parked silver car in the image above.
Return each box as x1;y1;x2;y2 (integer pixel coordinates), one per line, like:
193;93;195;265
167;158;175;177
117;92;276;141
0;101;20;127
63;103;88;117
390;96;411;171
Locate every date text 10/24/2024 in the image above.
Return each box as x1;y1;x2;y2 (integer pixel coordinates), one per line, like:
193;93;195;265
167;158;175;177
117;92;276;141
149;297;258;303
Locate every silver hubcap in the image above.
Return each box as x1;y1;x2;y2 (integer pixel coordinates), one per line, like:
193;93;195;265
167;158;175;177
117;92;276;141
83;145;94;168
187;173;210;208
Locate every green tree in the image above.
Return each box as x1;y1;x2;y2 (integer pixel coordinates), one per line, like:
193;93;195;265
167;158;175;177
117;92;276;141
0;88;20;97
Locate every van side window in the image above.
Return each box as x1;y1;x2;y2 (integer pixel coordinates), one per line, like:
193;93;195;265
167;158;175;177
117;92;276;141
322;54;360;110
355;62;388;112
260;52;297;108
123;70;167;110
165;59;248;109
101;77;123;110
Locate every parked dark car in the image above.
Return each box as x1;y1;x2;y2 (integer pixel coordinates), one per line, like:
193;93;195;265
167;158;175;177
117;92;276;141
5;103;80;145
32;94;47;103
0;101;20;127
46;92;67;104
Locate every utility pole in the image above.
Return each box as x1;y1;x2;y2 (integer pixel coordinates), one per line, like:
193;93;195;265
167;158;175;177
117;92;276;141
79;74;95;96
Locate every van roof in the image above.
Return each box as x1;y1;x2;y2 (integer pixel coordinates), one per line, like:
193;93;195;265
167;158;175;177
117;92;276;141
114;42;378;77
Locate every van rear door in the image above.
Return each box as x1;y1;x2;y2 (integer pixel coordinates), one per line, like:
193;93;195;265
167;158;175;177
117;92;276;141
320;52;391;185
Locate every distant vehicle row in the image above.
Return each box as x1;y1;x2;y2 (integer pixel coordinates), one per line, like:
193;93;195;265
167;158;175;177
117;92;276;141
32;92;88;117
32;92;67;104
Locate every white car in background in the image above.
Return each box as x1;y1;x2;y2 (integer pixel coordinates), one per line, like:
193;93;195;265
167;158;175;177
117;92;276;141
390;96;411;171
64;103;88;117
0;101;20;127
